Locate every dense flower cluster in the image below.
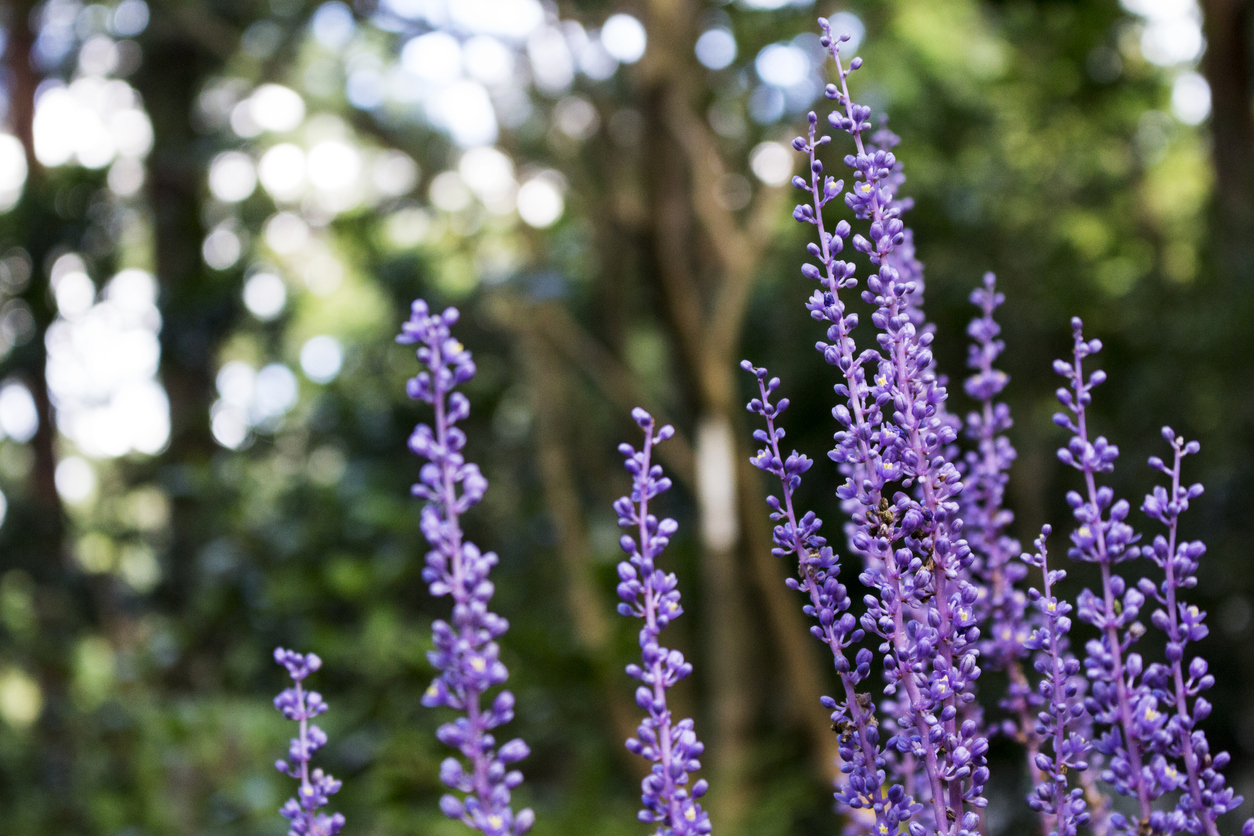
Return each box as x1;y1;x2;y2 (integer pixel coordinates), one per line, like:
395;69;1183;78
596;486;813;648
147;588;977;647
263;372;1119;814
401;300;534;836
273;648;345;836
750;20;994;835
742;361;911;833
732;15;1252;836
614;408;711;835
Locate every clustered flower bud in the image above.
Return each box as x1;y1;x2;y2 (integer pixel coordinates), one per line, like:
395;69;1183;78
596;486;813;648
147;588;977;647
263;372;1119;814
273;648;345;836
400;300;533;836
746;20;992;834
614;408;711;835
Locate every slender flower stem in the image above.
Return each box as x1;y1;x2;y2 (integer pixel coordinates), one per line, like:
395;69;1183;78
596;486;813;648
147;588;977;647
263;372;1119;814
1142;431;1237;836
1023;531;1092;836
615;409;711;835
273;649;344;836
401;300;533;836
743;365;911;833
1159;442;1213;836
1064;332;1153;827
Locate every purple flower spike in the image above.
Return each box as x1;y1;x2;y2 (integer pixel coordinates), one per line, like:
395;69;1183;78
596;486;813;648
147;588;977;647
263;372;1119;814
1141;430;1243;835
615;408;712;835
959;275;1065;804
1021;530;1093;836
1054;320;1161;834
741;360;915;833
772;20;990;833
274;648;345;836
401;300;533;835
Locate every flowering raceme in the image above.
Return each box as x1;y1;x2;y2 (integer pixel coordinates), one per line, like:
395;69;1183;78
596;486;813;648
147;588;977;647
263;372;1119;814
400;300;534;836
273;648;345;836
614;408;712;835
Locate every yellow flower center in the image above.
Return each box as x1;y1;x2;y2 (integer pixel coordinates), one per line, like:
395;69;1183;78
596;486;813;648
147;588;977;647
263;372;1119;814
471;658;486;672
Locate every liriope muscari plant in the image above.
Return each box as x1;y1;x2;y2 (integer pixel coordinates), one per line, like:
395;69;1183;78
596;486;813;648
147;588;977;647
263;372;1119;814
731;15;1253;836
614;408;712;834
400;300;534;836
273;648;345;836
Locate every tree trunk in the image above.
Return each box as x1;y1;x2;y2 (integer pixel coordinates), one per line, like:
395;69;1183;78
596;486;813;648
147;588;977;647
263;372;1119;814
1199;0;1254;276
132;9;233;620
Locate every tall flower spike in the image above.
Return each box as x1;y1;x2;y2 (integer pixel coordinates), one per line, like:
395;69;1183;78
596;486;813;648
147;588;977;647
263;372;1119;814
615;408;712;835
400;300;534;836
782;20;990;833
1053;319;1161;835
1141;430;1247;835
274;648;345;836
741;361;916;835
959;275;1047;778
1021;529;1093;836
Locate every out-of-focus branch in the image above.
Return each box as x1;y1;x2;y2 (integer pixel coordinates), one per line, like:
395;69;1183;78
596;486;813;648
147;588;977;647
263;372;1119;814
495;306;643;776
7;2;38;177
523;298;695;488
163;4;239;61
663;92;757;275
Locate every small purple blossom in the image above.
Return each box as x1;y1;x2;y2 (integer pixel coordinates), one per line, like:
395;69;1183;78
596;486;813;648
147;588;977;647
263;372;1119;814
615;408;711;835
401;300;533;836
273;648;345;836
